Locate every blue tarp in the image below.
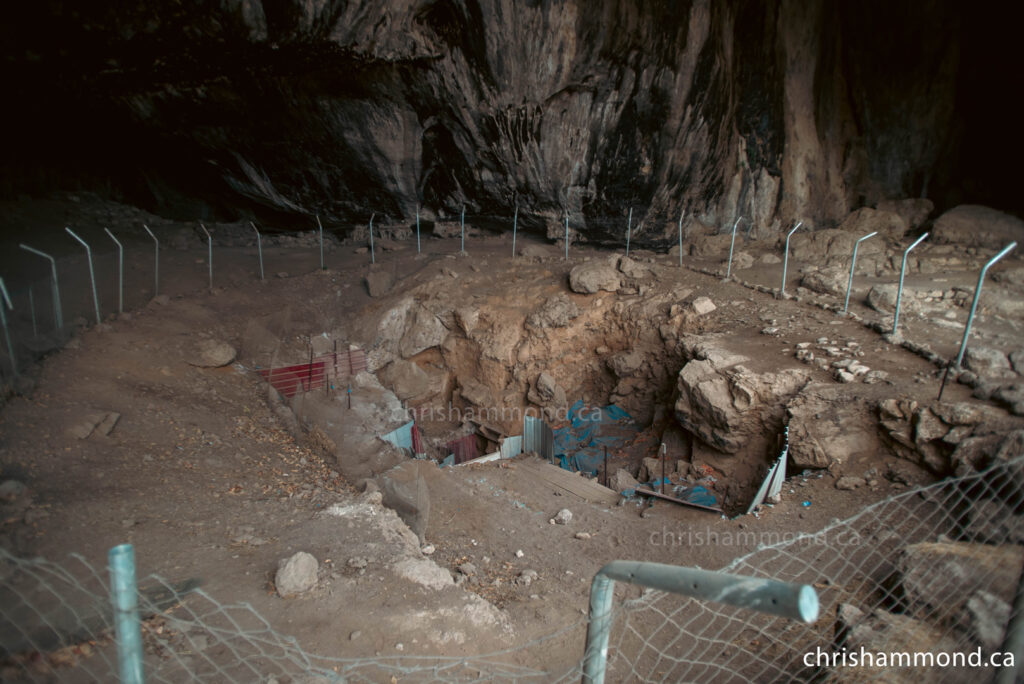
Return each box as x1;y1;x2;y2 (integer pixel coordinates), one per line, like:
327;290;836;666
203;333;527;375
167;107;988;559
553;400;638;474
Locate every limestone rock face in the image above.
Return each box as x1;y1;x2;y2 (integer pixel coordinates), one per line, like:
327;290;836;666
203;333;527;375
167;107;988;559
786;384;876;469
7;1;977;242
674;338;809;453
933;205;1024;249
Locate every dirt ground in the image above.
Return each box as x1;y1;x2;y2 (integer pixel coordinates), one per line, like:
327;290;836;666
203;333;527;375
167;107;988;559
1;194;1022;681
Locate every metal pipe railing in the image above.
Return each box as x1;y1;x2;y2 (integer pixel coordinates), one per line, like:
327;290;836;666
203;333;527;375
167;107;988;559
108;544;144;684
0;277;16;378
843;231;878;314
780;221;802;297
954;241;1017;368
142;225;159;296
582;561;819;684
19;244;63;333
892;232;929;335
65;227;101;324
726;217;745;279
104;228;124;314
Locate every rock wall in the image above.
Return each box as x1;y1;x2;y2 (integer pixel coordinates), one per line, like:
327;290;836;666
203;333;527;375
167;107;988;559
2;1;976;239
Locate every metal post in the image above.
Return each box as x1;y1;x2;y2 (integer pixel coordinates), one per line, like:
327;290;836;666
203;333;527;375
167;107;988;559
250;222;264;281
954;241;1017;368
677;210;683;267
65;228;101;325
104;228;124;314
660;442;666;494
198;223;213;292
316;214;325;270
564;215;569;260
582;561;819;684
369;213;376;264
460;206;466;253
28;286;37;338
625;207;632;257
781;221;803;297
726;217;744;280
892;232;929;335
19;244;62;333
512;205;518;259
142;224;159;296
108;544;144;684
842;231;878;314
416;208;421;254
603;446;608;487
0;278;16;378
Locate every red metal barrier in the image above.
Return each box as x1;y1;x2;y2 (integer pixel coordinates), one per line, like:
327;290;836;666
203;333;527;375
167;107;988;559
258;347;366;398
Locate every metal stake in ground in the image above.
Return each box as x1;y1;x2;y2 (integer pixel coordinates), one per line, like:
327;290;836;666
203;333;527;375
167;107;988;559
104;228;124;314
726;217;745;280
660;442;666;494
625;207;632;257
564;215;569;260
0;277;17;378
28;286;37;338
250;222;264;281
460;206;466;254
512;205;518;259
416;208;421;254
603;446;608;487
892;232;929;335
955;241;1017;369
677;210;684;267
369;213;376;264
19;244;62;333
65;227;102;325
108;544;144;684
316;215;325;270
198;222;213;292
780;221;803;297
142;224;159;296
842;231;878;314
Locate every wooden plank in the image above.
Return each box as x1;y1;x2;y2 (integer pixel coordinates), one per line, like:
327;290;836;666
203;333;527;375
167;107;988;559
634;487;722;513
516;459;620;505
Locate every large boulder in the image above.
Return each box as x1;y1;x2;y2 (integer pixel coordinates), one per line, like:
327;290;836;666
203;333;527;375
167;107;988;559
190;339;237;367
800;266;848;297
866;284;921;314
786;384;877;469
899;541;1024;616
876;197;934;230
364;270;394;297
528;372;566;408
398;306;447;358
569;257;622;294
933;205;1024;249
840;206;909;240
674;339;809;453
607;350;645;378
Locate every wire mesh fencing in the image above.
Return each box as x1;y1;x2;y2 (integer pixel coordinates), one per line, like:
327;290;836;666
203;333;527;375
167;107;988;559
3;455;1022;683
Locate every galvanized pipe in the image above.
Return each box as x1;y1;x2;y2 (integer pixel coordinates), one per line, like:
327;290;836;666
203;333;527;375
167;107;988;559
108;544;144;684
460;206;466;253
19;244;62;333
104;228;124;314
726;217;745;280
416;208;421;254
316;214;325;270
28;286;37;338
582;561;819;684
677;210;684;267
511;205;518;259
142;224;159;296
564;215;569;260
780;221;803;297
625;207;632;257
250;221;264;281
842;231;878;314
369;213;376;264
65;227;101;324
198;223;213;291
955;241;1017;368
892;232;929;334
0;277;16;378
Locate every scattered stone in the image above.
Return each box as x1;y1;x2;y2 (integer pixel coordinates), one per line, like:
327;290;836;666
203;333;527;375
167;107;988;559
613;469;640;492
800;266;847;297
275;552;318;597
964;347;1012;377
364;271;394;297
835;476;865;490
347;556;368;569
690;296;716;316
349;631;362;641
458;562;477;576
574;532;591;540
528;372;566;408
568;257;622;294
517;569;539;586
421;544;435;555
552;508;573;525
964;590;1011;651
607;350;645;378
526;294;581;328
617;256;651;279
867;284;920;315
190;339;237;368
0;480;27;503
515;549;524;558
899;541;1024;614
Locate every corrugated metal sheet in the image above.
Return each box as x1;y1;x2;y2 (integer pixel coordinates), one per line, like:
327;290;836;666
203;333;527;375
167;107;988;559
445;434;479;465
380;420;415;452
523;416;553;461
500;435;522;460
257;348;367;398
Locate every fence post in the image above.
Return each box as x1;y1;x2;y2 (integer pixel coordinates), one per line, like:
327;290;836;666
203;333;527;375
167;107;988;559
250;222;264;281
416;208;421;255
316;214;325;270
512;205;518;259
65;228;102;325
369;213;376;264
142;225;159;296
677;210;684;267
0;278;16;378
198;223;213;292
104;228;124;314
19;244;63;333
625;207;632;257
726;217;745;280
28;286;37;338
108;544;144;684
954;241;1017;368
842;231;878;314
892;232;929;335
780;221;802;297
460;206;466;254
582;561;819;684
564;215;569;260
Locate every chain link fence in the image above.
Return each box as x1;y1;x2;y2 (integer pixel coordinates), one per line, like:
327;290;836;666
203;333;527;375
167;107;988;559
3;455;1022;682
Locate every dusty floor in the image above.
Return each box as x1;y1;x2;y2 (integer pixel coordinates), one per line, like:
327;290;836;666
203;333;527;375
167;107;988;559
1;195;1022;681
